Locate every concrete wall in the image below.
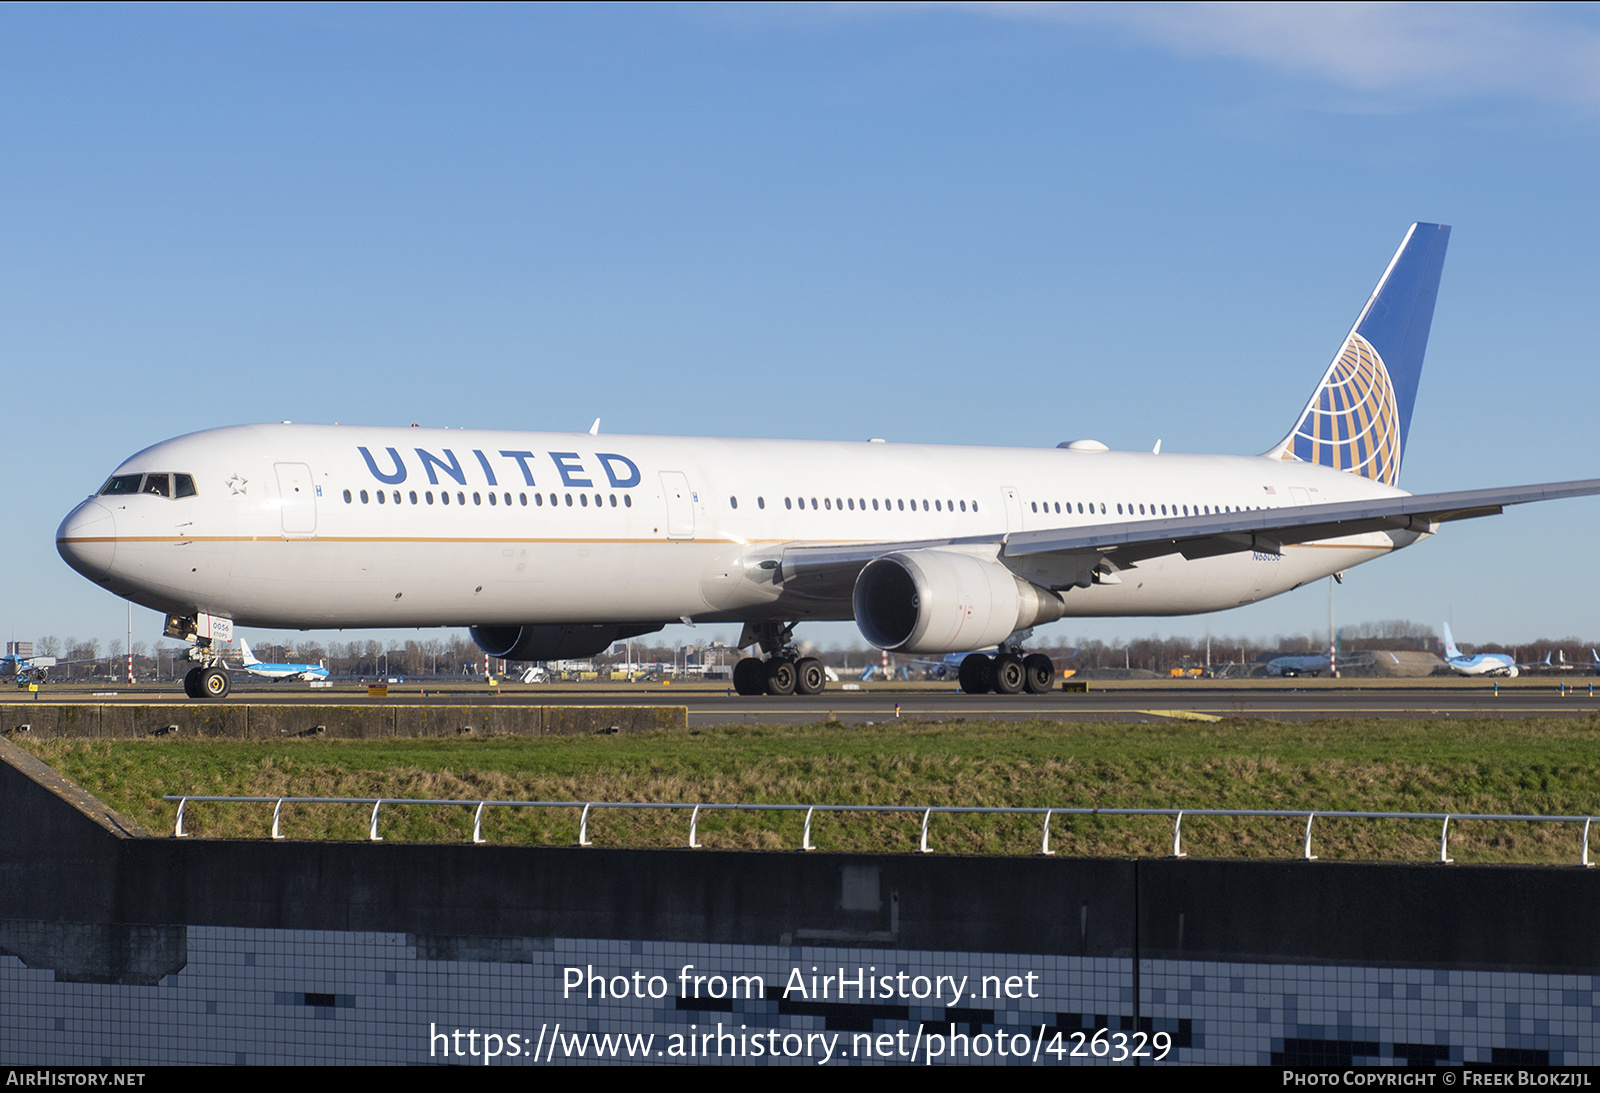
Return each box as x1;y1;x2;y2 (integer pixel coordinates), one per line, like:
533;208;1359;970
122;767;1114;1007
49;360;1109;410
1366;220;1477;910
1;735;1595;980
0;702;685;739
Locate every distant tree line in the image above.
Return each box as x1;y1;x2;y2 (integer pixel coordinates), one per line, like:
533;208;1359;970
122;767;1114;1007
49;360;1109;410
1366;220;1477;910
26;619;1600;681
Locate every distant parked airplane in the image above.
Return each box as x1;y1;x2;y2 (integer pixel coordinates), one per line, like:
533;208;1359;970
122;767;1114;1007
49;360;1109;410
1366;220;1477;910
1441;623;1517;678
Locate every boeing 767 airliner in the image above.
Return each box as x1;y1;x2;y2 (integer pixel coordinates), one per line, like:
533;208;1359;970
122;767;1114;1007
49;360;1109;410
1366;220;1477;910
56;224;1600;699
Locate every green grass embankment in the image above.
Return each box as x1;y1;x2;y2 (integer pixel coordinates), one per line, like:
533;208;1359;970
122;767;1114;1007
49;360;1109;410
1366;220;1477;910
18;715;1600;863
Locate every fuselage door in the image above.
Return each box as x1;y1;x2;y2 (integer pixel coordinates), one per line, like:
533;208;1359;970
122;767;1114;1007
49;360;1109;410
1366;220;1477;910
660;471;695;540
1002;486;1022;535
275;462;317;539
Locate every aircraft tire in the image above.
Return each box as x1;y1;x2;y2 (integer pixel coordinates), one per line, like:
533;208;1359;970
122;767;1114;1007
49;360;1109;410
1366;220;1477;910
1023;654;1054;694
992;653;1025;695
794;657;826;695
958;653;992;695
732;657;765;696
764;658;797;696
183;668;202;698
199;667;231;700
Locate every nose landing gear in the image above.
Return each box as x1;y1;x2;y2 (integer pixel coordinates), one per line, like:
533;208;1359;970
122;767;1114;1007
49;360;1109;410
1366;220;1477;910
166;613;235;700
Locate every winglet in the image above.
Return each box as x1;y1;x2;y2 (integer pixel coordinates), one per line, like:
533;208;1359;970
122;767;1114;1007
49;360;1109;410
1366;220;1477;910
1267;223;1450;486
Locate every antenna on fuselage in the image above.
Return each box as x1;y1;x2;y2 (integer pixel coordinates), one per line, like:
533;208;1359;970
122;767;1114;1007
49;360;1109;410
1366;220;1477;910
589;418;600;435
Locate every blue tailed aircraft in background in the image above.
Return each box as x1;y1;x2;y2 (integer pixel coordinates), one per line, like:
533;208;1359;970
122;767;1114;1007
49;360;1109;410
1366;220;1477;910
237;639;329;682
1441;623;1518;678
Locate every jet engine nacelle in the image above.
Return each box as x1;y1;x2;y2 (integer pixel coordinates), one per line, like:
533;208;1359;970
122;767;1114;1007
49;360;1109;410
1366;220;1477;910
469;623;663;662
852;550;1065;654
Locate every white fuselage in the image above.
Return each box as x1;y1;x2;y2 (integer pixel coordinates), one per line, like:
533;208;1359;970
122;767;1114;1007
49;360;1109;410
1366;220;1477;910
57;424;1421;634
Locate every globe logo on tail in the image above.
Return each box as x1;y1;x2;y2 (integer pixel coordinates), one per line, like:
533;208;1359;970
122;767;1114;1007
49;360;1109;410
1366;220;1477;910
1283;332;1401;486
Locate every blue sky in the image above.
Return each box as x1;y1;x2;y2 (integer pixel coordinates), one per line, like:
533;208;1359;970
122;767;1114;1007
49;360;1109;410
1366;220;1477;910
5;3;1600;655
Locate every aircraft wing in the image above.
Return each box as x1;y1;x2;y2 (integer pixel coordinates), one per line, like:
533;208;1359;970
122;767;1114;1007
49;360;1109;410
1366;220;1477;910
778;477;1600;595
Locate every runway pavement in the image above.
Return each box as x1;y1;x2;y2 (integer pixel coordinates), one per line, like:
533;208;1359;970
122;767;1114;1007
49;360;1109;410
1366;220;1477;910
7;678;1597;727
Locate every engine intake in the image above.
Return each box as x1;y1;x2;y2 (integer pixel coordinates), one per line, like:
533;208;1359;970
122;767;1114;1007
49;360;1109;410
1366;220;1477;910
853;550;1064;654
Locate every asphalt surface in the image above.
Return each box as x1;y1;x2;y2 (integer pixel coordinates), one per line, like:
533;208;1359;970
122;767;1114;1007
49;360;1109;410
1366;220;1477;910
8;678;1599;726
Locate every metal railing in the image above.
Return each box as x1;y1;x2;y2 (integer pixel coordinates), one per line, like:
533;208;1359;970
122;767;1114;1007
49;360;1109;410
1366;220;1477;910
159;794;1600;865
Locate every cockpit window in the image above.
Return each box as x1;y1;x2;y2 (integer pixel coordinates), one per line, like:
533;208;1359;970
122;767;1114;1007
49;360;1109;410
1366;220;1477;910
98;472;197;498
100;475;143;495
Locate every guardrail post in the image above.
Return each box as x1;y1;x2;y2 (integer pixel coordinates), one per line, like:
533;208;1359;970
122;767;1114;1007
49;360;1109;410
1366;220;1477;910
688;805;703;849
578;803;593;847
472;801;487;845
1439;815;1453;863
1584;818;1594;868
271;798;285;840
1171;811;1187;858
802;807;815;851
174;797;189;838
368;800;383;842
918;808;933;854
1040;809;1055;856
1302;812;1317;860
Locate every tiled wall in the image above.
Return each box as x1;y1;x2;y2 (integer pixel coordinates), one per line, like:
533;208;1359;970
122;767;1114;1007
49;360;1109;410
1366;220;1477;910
2;925;1588;1065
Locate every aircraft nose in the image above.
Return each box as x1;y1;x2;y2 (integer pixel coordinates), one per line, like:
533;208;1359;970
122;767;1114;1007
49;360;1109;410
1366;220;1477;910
56;499;116;579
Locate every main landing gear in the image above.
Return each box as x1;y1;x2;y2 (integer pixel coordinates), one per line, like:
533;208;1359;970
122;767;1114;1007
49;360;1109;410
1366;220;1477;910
958;650;1055;695
731;621;826;697
165;613;234;701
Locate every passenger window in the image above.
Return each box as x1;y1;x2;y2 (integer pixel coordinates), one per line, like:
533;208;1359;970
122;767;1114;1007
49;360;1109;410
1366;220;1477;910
731;496;738;509
825;498;832;510
580;494;587;507
377;491;386;505
410;490;419;504
361;490;369;504
343;489;352;504
520;493;528;506
474;492;482;505
564;494;572;506
535;493;543;506
442;492;450;506
624;495;632;508
392;491;401;504
758;497;765;509
507;493;514;506
489;492;498;506
785;497;793;510
426;491;434;505
608;494;616;507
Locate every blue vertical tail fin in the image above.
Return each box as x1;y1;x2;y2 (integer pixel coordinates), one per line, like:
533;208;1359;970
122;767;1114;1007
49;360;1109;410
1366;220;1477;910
1441;622;1462;661
1266;222;1450;486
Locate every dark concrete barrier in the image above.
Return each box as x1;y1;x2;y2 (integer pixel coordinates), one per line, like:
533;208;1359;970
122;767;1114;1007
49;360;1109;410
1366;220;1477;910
0;703;687;739
2;736;1597;980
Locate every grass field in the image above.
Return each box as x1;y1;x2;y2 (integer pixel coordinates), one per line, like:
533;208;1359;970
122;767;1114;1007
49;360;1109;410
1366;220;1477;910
19;714;1600;864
